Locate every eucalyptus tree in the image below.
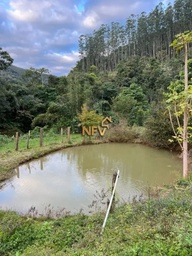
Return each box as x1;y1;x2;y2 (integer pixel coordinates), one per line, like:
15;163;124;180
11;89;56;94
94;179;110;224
147;3;165;58
164;4;174;58
155;3;165;55
109;22;121;70
92;25;106;70
77;0;192;73
173;0;185;34
79;35;87;71
125;14;137;57
103;24;111;71
183;0;192;31
137;12;149;56
86;35;95;69
118;25;126;62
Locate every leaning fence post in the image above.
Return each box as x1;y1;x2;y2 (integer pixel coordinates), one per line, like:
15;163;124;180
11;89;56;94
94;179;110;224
61;128;64;143
40;128;43;147
101;170;120;234
15;132;19;151
67;127;70;144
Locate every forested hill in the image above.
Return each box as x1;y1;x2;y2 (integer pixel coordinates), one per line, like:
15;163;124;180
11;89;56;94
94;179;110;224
0;65;26;84
0;0;192;151
77;0;192;72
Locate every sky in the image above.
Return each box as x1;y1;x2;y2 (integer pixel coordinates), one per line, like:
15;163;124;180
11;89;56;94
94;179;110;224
0;0;175;77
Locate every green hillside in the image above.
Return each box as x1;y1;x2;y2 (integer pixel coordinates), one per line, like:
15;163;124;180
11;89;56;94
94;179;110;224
0;65;26;83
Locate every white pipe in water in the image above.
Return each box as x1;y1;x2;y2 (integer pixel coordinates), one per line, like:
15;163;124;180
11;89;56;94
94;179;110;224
101;169;120;234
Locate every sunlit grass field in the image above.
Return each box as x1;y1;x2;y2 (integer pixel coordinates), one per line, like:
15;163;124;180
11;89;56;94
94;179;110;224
0;132;82;153
0;131;83;181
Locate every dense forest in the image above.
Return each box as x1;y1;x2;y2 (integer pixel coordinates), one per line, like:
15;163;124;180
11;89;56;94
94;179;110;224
0;0;192;149
78;0;192;72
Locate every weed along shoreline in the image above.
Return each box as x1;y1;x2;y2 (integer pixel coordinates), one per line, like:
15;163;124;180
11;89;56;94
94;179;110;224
1;134;192;255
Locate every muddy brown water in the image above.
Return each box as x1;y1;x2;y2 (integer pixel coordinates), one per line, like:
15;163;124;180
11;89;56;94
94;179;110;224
0;143;182;215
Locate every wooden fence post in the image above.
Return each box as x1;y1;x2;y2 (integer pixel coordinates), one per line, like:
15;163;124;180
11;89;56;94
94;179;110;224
15;132;19;151
61;128;64;143
67;127;70;144
26;130;30;149
40;128;43;147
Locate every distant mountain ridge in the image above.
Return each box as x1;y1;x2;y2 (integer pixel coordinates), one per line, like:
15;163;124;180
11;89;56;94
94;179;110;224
0;65;26;83
0;65;49;84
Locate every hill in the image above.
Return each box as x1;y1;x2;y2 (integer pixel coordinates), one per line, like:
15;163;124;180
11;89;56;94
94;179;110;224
0;65;26;84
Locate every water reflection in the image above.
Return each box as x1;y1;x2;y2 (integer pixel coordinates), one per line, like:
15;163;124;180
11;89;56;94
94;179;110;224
0;143;182;215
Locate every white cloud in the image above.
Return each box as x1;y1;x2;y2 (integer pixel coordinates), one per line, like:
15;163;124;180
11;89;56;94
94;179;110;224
83;11;99;28
45;51;79;75
9;8;38;22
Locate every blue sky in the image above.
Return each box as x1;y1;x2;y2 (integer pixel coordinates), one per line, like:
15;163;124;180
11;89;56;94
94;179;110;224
0;0;175;76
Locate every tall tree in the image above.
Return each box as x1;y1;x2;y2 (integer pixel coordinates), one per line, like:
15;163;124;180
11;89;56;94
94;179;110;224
0;48;13;70
167;31;192;178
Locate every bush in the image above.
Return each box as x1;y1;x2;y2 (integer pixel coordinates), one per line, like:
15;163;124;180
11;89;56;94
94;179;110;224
144;102;177;149
106;121;145;143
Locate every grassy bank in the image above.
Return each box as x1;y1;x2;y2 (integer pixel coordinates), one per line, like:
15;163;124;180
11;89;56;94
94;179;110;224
0;133;83;182
0;178;192;255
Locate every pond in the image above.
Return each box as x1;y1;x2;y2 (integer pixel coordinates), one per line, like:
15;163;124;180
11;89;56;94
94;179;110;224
0;143;182;215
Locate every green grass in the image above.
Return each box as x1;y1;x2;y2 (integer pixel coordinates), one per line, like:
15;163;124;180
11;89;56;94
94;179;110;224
0;133;82;153
0;133;83;182
0;179;192;255
0;131;105;182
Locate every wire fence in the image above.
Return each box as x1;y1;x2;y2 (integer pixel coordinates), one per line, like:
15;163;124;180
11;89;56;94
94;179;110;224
0;127;82;153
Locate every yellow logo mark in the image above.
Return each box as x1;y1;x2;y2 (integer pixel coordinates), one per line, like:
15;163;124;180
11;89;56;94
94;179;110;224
82;117;112;136
101;116;112;129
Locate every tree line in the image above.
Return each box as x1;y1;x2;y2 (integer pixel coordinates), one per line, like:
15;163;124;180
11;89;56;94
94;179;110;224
78;0;192;72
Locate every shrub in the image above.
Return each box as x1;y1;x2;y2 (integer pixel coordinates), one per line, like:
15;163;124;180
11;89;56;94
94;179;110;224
106;121;145;143
144;102;177;149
